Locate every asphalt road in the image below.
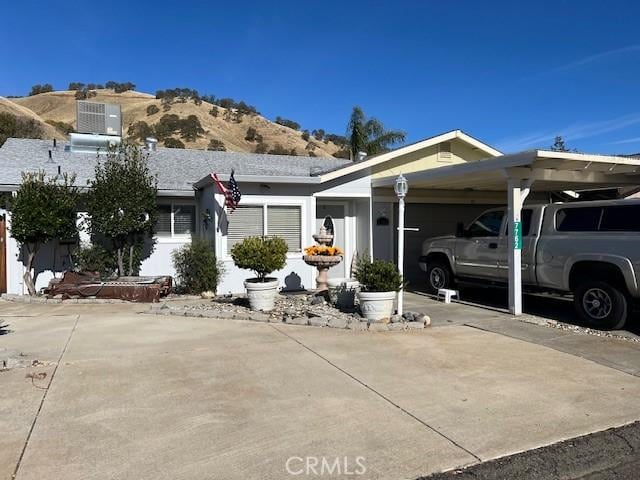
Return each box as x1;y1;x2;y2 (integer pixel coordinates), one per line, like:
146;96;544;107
420;421;640;480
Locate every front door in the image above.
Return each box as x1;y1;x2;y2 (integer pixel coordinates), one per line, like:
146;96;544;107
316;203;346;279
455;209;505;279
0;215;6;294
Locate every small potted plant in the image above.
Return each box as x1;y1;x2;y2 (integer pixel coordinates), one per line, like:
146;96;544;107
355;256;403;322
230;236;288;311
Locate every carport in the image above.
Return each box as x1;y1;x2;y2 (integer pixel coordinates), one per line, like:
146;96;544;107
372;149;640;315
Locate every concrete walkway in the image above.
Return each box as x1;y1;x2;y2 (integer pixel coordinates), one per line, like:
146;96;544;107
1;299;640;479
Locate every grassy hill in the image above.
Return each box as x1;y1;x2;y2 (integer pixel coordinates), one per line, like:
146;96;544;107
5;89;343;157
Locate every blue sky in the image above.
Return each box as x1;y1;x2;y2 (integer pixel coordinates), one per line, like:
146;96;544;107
2;0;640;154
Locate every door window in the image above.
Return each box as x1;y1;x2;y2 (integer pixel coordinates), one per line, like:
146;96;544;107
467;211;504;237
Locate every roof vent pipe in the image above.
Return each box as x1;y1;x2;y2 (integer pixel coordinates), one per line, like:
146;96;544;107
145;137;158;152
356;151;367;162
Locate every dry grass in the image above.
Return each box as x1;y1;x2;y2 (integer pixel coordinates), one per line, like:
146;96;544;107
10;90;341;156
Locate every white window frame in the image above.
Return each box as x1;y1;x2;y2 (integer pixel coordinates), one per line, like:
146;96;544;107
155;199;198;243
222;198;306;259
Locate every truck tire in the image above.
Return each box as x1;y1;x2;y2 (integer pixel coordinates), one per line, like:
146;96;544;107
573;281;629;330
426;260;454;294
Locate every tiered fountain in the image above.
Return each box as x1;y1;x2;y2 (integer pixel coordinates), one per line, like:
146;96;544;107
303;226;343;291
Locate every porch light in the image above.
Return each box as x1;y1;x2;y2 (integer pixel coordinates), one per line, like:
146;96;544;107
394;174;408;198
395;174;408;315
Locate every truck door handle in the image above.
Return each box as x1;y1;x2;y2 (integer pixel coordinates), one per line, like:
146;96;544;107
488;242;498;249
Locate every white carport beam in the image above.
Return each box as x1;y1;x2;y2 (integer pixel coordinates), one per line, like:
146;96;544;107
506;177;533;315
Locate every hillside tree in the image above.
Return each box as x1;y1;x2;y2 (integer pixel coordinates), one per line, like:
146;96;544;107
10;172;79;295
85;144;157;276
550;136;569;152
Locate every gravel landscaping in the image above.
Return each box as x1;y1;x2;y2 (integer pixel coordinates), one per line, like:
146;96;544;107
147;292;431;331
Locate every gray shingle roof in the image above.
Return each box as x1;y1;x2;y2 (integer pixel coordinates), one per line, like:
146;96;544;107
0;139;351;192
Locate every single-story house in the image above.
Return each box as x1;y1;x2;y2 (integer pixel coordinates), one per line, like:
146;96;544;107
2;130;639;314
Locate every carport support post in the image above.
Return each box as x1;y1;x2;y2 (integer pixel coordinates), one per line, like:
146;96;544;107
506;177;532;315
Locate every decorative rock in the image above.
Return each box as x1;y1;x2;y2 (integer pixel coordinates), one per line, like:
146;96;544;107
201;291;216;299
286;316;309;326
309;316;328;327
347;320;368;331
310;296;325;306
390;314;403;323
368;322;389;332
327;317;348;329
249;312;270;322
388;322;406;331
406;321;425;329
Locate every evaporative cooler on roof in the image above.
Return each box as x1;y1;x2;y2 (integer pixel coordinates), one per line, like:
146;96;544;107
76;101;122;136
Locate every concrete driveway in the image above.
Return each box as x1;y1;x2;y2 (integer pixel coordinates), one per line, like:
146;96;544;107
2;299;640;480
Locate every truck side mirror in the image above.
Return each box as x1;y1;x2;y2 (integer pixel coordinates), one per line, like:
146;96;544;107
455;221;465;238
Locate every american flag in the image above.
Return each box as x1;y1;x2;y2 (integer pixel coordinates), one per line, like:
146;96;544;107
211;171;242;212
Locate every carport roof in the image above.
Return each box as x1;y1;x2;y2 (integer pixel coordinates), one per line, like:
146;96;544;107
372;149;640;192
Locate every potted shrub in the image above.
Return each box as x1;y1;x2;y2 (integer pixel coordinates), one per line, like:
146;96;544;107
355;257;403;322
230;236;288;311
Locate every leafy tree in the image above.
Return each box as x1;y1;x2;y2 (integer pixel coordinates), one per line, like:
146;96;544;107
275;116;300;130
75;243;115;278
46;120;74;135
324;133;348;147
209;106;219;117
154;114;181;139
551;136;569;152
312;129;325;141
333;149;350;159
346;106;405;159
255;142;268;154
28;84;54;96
85;144;157;276
179;115;204;141
164;137;185;149
127;121;155;142
172;238;223;293
146;104;160;116
74;88;97;100
301;130;310;141
68;82;85;91
268;143;290;155
105;81;136;93
10;172;79;295
207;139;226;151
245;127;259;142
0;112;44;147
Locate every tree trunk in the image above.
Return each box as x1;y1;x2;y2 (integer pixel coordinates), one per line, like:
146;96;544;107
23;246;37;296
116;248;124;278
128;244;134;276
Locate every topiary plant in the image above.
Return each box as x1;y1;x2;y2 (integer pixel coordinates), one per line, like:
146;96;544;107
172;238;223;294
355;256;403;292
230;236;287;282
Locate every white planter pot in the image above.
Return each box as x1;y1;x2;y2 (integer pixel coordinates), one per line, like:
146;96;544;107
244;278;279;312
358;291;396;322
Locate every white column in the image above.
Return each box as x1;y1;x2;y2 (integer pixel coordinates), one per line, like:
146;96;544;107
397;196;405;315
507;178;522;315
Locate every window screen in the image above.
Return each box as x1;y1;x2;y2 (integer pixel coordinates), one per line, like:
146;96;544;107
174;205;195;235
227;205;264;250
268;206;302;252
156;205;171;235
556;207;602;232
600;205;640;231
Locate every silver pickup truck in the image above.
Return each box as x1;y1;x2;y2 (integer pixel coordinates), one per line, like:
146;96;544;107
419;199;640;329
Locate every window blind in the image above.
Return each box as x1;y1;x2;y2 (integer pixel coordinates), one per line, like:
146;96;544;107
228;205;264;250
174;205;195;235
267;205;301;252
156;205;172;235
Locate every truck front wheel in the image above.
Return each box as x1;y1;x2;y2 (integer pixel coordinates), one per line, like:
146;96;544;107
573;281;629;330
426;260;454;294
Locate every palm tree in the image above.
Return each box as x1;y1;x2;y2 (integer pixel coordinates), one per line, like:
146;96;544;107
346;106;406;160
